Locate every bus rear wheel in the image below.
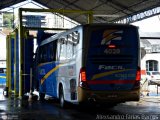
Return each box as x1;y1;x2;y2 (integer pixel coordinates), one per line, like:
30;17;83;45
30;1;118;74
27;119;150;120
39;92;45;101
59;86;67;108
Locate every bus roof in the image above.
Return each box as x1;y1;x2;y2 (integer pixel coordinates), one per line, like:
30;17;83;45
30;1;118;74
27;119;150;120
39;23;138;46
83;23;138;28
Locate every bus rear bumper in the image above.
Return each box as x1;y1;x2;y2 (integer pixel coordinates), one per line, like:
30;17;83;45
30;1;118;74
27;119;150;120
77;87;140;103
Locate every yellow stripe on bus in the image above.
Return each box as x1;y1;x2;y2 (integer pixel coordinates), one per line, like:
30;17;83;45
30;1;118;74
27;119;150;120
0;76;6;79
91;69;133;80
40;64;63;85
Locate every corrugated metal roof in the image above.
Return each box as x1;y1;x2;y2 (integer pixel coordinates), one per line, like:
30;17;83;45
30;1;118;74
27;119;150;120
0;0;160;24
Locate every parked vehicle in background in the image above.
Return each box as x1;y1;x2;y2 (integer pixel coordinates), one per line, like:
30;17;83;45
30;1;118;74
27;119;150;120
146;71;160;85
0;68;6;86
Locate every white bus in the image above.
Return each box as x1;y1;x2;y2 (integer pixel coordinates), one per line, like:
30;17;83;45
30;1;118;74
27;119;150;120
34;23;140;108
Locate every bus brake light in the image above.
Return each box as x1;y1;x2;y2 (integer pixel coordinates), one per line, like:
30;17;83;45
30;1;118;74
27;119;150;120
108;45;116;48
80;68;86;82
79;67;89;89
136;69;141;81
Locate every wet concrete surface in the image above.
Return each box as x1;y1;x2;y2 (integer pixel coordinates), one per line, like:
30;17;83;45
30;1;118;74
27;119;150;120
0;88;160;120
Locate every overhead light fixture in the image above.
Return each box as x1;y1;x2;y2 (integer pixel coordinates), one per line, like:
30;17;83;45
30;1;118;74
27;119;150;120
93;14;119;18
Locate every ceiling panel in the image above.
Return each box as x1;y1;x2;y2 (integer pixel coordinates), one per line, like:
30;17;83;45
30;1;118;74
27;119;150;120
0;0;160;24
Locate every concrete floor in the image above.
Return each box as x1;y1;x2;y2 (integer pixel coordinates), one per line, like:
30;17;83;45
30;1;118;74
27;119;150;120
0;87;160;120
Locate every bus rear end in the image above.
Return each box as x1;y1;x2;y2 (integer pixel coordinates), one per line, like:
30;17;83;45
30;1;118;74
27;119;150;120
78;24;140;104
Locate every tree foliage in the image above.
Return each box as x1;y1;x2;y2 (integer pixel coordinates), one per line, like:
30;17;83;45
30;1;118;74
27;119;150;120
3;13;13;29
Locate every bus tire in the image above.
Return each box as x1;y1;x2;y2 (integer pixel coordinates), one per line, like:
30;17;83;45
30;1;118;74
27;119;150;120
59;86;67;108
39;93;45;101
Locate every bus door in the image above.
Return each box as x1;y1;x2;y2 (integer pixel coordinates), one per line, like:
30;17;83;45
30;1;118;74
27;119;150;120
38;40;58;96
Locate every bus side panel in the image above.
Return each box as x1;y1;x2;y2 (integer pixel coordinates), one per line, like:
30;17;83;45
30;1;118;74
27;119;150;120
57;62;77;102
56;27;83;103
38;62;58;97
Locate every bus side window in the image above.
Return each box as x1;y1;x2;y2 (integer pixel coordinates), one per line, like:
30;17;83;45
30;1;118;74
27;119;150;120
60;43;67;60
35;48;39;64
53;41;57;61
56;42;60;61
58;37;67;61
67;41;73;59
48;42;53;62
40;45;47;63
72;43;77;57
41;46;45;63
39;47;42;63
45;44;48;62
48;41;57;61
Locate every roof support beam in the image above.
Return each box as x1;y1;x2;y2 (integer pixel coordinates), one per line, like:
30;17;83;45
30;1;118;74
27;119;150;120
53;0;102;23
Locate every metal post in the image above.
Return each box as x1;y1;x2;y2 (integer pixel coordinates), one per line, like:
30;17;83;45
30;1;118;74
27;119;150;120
18;8;23;98
12;7;15;29
88;13;93;24
14;31;17;95
157;85;159;95
8;36;12;94
28;68;32;102
6;36;9;89
5;35;10;96
30;68;32;92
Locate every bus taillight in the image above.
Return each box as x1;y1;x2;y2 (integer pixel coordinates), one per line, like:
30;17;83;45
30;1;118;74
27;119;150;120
79;67;89;88
81;70;86;82
136;67;141;81
108;44;116;48
133;67;141;89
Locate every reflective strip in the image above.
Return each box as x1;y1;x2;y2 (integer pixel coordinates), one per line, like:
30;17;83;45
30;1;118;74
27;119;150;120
40;64;63;85
87;80;135;84
91;69;133;80
0;76;6;79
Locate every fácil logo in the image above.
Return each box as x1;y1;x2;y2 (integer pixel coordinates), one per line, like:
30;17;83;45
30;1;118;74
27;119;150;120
101;30;123;45
101;30;123;54
99;65;123;70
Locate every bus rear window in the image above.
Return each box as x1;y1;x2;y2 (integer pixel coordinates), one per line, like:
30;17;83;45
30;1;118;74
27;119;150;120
87;27;139;57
